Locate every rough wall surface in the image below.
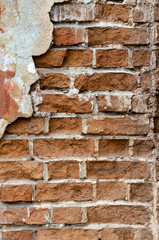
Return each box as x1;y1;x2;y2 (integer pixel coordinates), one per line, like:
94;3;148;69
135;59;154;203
1;0;159;239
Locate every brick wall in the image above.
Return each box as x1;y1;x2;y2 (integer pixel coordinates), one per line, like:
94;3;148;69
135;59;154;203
1;0;159;239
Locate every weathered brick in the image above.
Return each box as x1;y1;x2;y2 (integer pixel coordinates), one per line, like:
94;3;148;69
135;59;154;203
88;27;149;45
99;139;129;157
156;163;159;181
141;72;151;89
40;73;70;90
54;27;84;45
154;24;159;44
131;95;150;113
97;4;129;23
133;140;154;157
34;139;95;157
34;49;67;68
49;117;82;134
155;50;159;68
155;72;159;90
1;185;32;202
96;182;126;201
75;73;137;91
50;4;95;22
87;161;149;179
133;7;148;23
96;49;128;68
0;207;49;225
37;229;99;240
5;117;44;135
0;161;43;180
154;117;159;133
53;207;82;224
86;117;150;135
133;50;151;67
35;182;93;202
0;140;29;158
36;94;93;113
48;161;79;179
101;228;135;240
154;3;159;21
97;95;131;112
88;205;150;224
2;231;33;240
34;49;92;68
130;183;152;202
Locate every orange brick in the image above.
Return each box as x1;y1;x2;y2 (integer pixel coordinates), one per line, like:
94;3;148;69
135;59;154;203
86;117;150;135
88;205;150;224
5;117;44;135
75;73;137;91
2;231;33;240
133;140;154;157
35;182;93;202
34;139;95;158
53;207;82;224
48;161;79;179
133;50;151;67
49;117;82;134
36;94;93;113
1;185;32;202
88;27;149;45
130;183;152;202
40;73;70;90
87;161;149;180
0;140;29;158
101;228;135;240
54;27;84;45
96;182;126;201
96;49;128;68
0;161;43;180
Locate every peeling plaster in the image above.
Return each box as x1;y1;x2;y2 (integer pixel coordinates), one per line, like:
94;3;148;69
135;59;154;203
0;0;54;138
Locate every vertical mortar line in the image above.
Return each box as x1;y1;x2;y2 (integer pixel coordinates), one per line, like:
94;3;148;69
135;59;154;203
44;115;51;134
126;182;130;201
29;139;34;158
44;162;49;181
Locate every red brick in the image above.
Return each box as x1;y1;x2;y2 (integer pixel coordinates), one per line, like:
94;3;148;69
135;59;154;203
88;27;149;45
133;50;151;67
88;205;150;224
40;73;70;90
156;163;159;181
0;161;43;180
131;95;150;113
1;185;32;202
35;182;93;202
53;207;82;224
75;73;137;91
133;140;154;157
96;49;128;68
97;95;131;112
130;183;152;202
34;49;67;68
0;207;49;225
86;117;149;135
96;182;126;201
154;4;159;21
50;4;95;22
135;229;153;240
155;117;159;133
5;117;44;135
0;140;29;158
87;161;149;180
97;4;129;23
99;139;129;157
101;228;135;240
48;161;79;179
2;231;33;240
34;139;95;158
54;27;84;45
35;49;93;68
156;50;159;68
49;117;82;134
141;72;151;89
36;94;93;113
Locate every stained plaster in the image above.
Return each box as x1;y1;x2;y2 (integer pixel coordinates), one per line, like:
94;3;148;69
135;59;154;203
0;0;54;138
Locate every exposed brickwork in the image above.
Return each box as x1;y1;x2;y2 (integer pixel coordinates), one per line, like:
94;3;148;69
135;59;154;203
1;0;159;239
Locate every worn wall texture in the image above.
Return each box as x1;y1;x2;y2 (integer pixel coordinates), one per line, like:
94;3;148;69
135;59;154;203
1;0;159;239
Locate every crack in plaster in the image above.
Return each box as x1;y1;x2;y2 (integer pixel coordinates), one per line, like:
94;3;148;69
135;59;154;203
0;0;54;138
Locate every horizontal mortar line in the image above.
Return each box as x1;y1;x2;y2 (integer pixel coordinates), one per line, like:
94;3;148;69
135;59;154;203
0;223;147;232
52;22;147;28
39;90;135;95
37;67;139;74
0;178;149;185
0;200;151;208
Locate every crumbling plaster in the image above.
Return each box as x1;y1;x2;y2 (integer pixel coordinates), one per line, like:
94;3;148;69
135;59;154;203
0;0;54;138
